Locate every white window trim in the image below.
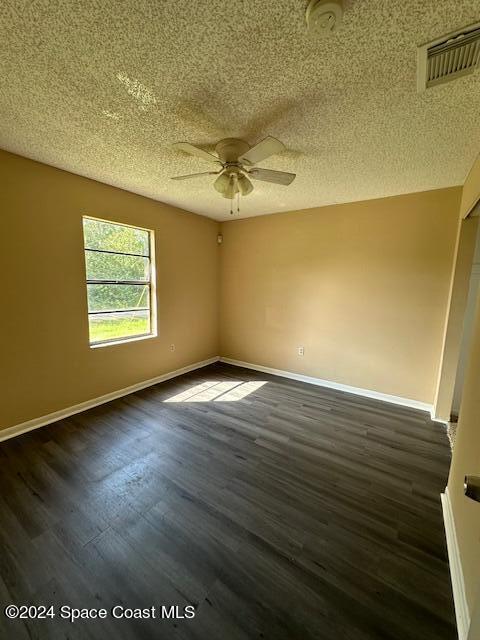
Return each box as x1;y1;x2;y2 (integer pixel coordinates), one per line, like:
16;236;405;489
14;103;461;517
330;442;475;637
83;215;157;347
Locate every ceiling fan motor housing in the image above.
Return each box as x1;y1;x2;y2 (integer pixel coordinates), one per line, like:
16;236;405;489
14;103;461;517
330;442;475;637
215;138;250;163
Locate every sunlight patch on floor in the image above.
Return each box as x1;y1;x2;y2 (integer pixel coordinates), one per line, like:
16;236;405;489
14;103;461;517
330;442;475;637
164;380;267;403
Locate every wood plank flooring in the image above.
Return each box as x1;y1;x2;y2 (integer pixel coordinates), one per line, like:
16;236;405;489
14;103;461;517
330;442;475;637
0;362;455;639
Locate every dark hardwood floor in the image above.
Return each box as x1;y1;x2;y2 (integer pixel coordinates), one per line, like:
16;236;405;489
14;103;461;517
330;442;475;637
0;362;455;639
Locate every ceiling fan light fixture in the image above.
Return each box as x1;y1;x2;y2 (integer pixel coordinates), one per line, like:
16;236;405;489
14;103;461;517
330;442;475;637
237;174;253;196
213;172;231;195
223;175;239;200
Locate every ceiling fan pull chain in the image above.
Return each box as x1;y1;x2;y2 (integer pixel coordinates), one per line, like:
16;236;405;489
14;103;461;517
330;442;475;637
237;192;240;214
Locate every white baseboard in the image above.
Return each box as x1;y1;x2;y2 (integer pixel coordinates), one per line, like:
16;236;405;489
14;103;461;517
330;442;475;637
0;356;220;443
441;489;470;640
430;408;450;426
0;354;438;441
219;357;433;413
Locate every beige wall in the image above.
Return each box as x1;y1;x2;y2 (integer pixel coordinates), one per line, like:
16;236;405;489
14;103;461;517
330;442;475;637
0;150;219;431
220;188;461;404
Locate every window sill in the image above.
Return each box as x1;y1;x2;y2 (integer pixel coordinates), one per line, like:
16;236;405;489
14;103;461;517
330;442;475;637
90;332;157;349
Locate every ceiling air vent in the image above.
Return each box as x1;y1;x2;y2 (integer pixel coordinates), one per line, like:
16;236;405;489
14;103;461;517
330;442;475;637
417;23;480;92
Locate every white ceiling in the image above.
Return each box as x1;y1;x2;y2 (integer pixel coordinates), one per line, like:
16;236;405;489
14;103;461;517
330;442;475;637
1;0;479;221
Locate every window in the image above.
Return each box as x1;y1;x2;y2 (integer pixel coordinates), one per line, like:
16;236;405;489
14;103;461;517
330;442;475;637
82;217;156;346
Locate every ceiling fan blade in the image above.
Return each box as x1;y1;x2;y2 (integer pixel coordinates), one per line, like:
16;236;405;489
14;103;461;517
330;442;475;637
172;142;221;164
248;168;296;186
238;136;285;165
171;171;220;180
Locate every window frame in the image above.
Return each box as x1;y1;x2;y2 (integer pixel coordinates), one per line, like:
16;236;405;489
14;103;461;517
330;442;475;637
82;216;157;347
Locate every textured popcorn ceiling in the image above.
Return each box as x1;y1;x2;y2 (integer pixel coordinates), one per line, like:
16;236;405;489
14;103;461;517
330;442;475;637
0;0;479;221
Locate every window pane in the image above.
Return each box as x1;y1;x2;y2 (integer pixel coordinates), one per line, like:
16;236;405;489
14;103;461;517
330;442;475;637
85;251;149;281
83;218;149;256
89;310;150;343
87;284;149;312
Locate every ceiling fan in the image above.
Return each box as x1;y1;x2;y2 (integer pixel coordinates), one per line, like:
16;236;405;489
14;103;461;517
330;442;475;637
171;136;296;201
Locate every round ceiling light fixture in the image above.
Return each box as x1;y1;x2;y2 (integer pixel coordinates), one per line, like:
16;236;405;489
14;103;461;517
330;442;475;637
306;0;343;35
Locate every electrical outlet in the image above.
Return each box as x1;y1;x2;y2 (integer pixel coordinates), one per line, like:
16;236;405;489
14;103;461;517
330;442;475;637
298;346;305;356
170;344;175;352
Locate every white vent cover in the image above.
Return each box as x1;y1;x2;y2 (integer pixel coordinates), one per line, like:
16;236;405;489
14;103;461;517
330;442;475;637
417;23;480;92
